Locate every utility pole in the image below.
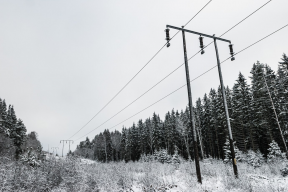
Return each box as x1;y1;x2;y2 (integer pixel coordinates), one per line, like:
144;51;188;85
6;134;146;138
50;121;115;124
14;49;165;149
165;26;202;183
213;38;238;177
60;140;74;157
51;147;59;156
262;73;288;158
165;25;238;179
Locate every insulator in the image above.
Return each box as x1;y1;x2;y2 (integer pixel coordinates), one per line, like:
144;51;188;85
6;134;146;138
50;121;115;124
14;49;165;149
165;28;171;48
199;36;205;54
229;44;234;55
199;36;204;49
165;28;170;41
229;44;235;61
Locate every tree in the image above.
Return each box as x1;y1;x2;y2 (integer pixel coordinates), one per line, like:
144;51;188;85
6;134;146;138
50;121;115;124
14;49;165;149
13;119;27;160
267;140;286;162
232;73;256;152
131;123;140;161
250;62;275;156
24;131;42;150
223;137;242;163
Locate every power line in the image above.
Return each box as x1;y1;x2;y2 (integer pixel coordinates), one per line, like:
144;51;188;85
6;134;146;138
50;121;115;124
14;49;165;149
68;0;213;140
75;23;288;141
189;0;272;59
72;1;271;140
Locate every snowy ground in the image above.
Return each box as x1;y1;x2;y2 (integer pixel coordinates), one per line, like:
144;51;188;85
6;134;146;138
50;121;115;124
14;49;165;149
73;158;288;192
1;156;288;191
126;160;288;192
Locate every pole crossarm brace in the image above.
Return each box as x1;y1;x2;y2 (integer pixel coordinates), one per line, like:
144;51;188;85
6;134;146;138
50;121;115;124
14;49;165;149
166;25;231;43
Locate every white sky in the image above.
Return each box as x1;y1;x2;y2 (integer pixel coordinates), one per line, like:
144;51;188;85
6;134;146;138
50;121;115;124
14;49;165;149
0;0;287;156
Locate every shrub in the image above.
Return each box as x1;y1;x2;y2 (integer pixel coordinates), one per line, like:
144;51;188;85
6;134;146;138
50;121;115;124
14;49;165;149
246;150;264;168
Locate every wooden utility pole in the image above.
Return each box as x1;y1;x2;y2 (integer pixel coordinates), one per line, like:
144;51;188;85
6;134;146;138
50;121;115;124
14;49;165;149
60;140;74;157
51;147;59;156
165;26;202;183
165;25;238;180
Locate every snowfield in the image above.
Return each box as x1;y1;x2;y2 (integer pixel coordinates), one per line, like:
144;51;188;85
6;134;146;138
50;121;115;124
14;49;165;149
1;156;288;191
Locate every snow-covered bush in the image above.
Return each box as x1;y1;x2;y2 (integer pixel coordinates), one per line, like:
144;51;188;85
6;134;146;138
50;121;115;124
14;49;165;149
139;149;173;164
246;150;264;168
280;165;288;177
139;154;152;162
267;140;286;163
20;147;40;167
223;138;244;163
158;149;171;164
172;149;180;168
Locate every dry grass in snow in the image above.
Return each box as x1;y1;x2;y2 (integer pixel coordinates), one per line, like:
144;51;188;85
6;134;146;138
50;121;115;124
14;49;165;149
0;156;287;192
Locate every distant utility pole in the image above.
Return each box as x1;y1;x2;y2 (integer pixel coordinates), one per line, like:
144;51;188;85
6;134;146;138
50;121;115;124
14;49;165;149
51;147;59;156
60;140;74;157
165;25;238;180
262;73;288;158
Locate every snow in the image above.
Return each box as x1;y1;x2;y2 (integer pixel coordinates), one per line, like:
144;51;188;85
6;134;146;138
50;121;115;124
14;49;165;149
79;158;96;165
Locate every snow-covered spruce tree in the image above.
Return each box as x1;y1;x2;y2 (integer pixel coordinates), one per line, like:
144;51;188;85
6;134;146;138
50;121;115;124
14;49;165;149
172;147;180;168
267;140;286;163
232;72;256;152
131;123;141;161
152;113;163;152
195;98;205;159
275;54;288;154
137;119;145;156
12;119;27;160
0;99;10;136
209;88;222;159
223;137;243;163
125;129;132;162
216;86;230;159
250;62;279;156
202;93;215;158
157;149;171;164
246;150;264;168
177;113;191;160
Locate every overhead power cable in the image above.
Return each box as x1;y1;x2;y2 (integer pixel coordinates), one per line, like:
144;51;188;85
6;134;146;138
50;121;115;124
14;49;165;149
75;23;288;141
72;1;271;140
67;0;213;140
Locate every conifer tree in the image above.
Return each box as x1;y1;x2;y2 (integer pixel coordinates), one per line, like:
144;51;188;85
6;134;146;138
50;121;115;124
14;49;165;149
250;62;274;156
267;140;286;162
232;73;256;152
152;113;162;151
131;123;141;161
202;93;215;158
209;88;221;159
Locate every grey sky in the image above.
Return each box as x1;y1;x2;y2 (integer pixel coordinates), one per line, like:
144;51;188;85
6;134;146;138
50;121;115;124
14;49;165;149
0;0;287;155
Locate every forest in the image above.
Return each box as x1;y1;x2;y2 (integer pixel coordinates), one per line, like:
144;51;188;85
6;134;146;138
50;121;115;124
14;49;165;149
74;54;288;163
0;98;42;161
1;54;287;192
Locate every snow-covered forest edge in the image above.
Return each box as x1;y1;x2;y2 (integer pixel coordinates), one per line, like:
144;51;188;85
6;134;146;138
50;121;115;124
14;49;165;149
0;54;288;191
75;54;288;163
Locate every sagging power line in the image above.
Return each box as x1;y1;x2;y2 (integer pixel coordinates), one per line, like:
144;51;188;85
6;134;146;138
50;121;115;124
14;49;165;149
67;0;213;140
73;1;272;141
75;23;288;144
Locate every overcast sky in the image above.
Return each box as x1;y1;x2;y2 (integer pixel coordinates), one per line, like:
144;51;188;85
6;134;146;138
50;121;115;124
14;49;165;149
0;0;287;156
